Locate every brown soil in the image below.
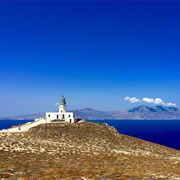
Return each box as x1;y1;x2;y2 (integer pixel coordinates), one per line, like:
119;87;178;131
0;121;180;179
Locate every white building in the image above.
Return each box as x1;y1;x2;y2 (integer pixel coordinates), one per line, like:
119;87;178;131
45;96;76;123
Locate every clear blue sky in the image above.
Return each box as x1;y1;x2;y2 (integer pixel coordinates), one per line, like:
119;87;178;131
0;1;180;116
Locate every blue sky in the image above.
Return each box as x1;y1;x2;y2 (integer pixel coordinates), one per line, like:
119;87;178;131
0;1;180;116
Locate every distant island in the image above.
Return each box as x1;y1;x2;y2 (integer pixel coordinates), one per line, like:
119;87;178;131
1;105;180;120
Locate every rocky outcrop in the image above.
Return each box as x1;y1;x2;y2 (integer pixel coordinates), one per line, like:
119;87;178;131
0;121;180;179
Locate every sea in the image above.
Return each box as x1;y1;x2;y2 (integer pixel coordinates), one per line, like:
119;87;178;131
0;119;180;151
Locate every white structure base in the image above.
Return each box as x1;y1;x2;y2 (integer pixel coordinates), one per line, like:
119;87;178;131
45;111;75;123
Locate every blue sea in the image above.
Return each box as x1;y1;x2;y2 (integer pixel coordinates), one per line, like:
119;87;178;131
0;120;34;130
0;119;180;150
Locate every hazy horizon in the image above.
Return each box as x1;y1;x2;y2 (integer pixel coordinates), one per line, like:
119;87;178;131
1;104;179;118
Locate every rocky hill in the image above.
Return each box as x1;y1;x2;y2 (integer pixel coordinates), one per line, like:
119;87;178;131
2;105;180;120
0;121;180;179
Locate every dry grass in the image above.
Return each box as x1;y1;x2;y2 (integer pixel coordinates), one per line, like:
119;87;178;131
0;121;180;179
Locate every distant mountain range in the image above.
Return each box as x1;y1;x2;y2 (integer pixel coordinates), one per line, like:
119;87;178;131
1;105;180;120
76;105;180;120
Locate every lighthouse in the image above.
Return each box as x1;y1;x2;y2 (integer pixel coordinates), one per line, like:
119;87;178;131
59;96;66;113
45;96;76;123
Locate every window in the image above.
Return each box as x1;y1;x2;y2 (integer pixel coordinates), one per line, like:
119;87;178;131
48;114;50;117
69;115;71;117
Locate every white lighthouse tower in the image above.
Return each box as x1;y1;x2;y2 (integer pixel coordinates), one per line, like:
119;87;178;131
45;96;76;123
59;96;66;114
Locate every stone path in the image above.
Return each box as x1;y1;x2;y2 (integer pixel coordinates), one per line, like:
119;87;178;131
0;119;47;132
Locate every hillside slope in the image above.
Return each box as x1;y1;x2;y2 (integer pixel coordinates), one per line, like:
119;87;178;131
0;121;180;179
